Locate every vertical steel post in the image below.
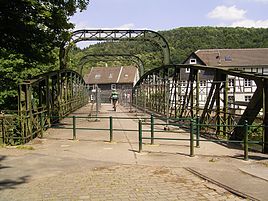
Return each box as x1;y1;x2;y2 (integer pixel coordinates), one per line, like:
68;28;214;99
139;119;142;153
263;79;268;153
27;84;33;141
150;114;154;145
196;70;200;117
196;116;200;148
216;72;221;136
40;114;44;139
109;116;113;142
190;78;194;118
143;81;147;115
190;119;194;157
244;120;249;161
166;79;170;127
223;76;228;136
73;116;76;140
1;119;5;144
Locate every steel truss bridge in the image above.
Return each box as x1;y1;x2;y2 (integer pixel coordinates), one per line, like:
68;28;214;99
0;29;267;153
133;64;268;150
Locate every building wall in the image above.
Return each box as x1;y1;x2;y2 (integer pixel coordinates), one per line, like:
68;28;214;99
181;54;261;113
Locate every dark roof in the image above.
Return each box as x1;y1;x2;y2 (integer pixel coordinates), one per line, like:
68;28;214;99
84;66;138;85
195;48;268;67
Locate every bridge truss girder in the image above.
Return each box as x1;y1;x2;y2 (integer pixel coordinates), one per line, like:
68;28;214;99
78;53;145;76
18;70;88;143
133;64;268;153
60;29;170;69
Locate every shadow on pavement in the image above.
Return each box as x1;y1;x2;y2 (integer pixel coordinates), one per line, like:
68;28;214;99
0;155;10;170
0;155;31;191
232;154;268;161
0;176;30;191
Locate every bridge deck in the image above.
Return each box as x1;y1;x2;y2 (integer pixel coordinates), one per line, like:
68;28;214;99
0;104;267;200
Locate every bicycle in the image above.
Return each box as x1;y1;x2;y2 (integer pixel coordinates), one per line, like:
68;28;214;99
112;98;118;111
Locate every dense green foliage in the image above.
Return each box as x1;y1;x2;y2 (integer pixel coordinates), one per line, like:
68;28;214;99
71;27;268;75
0;0;89;110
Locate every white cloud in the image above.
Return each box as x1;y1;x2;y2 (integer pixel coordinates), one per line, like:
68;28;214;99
231;19;268;28
207;5;246;21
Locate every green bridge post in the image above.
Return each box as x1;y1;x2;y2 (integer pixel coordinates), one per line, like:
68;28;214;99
190;119;194;157
139;119;142;153
244;120;249;161
109;116;113;142
73;116;76;140
196;116;200;148
150;114;154;145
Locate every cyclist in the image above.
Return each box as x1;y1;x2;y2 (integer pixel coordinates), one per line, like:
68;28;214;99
110;89;119;111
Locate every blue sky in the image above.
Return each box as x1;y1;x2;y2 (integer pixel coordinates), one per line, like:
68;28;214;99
71;0;268;31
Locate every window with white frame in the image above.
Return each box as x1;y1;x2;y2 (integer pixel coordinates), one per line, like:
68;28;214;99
244;79;251;87
245;95;251;102
111;84;116;90
185;68;190;73
189;59;197;64
181;81;186;86
200;80;207;87
228;79;234;87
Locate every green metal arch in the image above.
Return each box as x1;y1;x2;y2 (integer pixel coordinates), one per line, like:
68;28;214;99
60;29;171;69
78;53;145;76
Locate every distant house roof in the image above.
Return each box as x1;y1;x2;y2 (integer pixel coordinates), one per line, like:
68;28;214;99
188;48;268;67
84;66;138;85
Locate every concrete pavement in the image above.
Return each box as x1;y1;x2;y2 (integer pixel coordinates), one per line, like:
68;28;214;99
0;103;267;201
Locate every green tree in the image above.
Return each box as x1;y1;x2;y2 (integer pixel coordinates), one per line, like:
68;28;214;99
0;0;90;110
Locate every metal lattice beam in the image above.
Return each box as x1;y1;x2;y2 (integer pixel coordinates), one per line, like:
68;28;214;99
60;29;170;69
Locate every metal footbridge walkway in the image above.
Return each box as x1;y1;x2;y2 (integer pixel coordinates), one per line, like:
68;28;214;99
0;29;267;154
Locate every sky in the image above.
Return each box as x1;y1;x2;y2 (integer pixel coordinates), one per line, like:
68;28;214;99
71;0;268;31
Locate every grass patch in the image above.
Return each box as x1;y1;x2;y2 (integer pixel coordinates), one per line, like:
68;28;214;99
16;145;34;150
209;158;217;162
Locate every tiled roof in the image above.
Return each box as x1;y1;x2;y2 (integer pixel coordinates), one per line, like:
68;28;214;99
84;66;138;85
195;48;268;67
118;66;137;84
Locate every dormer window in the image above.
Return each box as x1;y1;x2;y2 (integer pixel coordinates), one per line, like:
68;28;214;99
225;55;232;62
95;74;101;79
189;59;197;64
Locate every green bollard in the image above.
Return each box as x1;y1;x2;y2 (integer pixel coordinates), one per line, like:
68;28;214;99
190;119;194;157
196;116;200;148
109;116;113;142
150;114;154;145
244;120;249;161
139;119;142;153
73;116;76;140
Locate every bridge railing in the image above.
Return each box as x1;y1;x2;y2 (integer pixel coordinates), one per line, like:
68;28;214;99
26;114;265;160
0;69;89;145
